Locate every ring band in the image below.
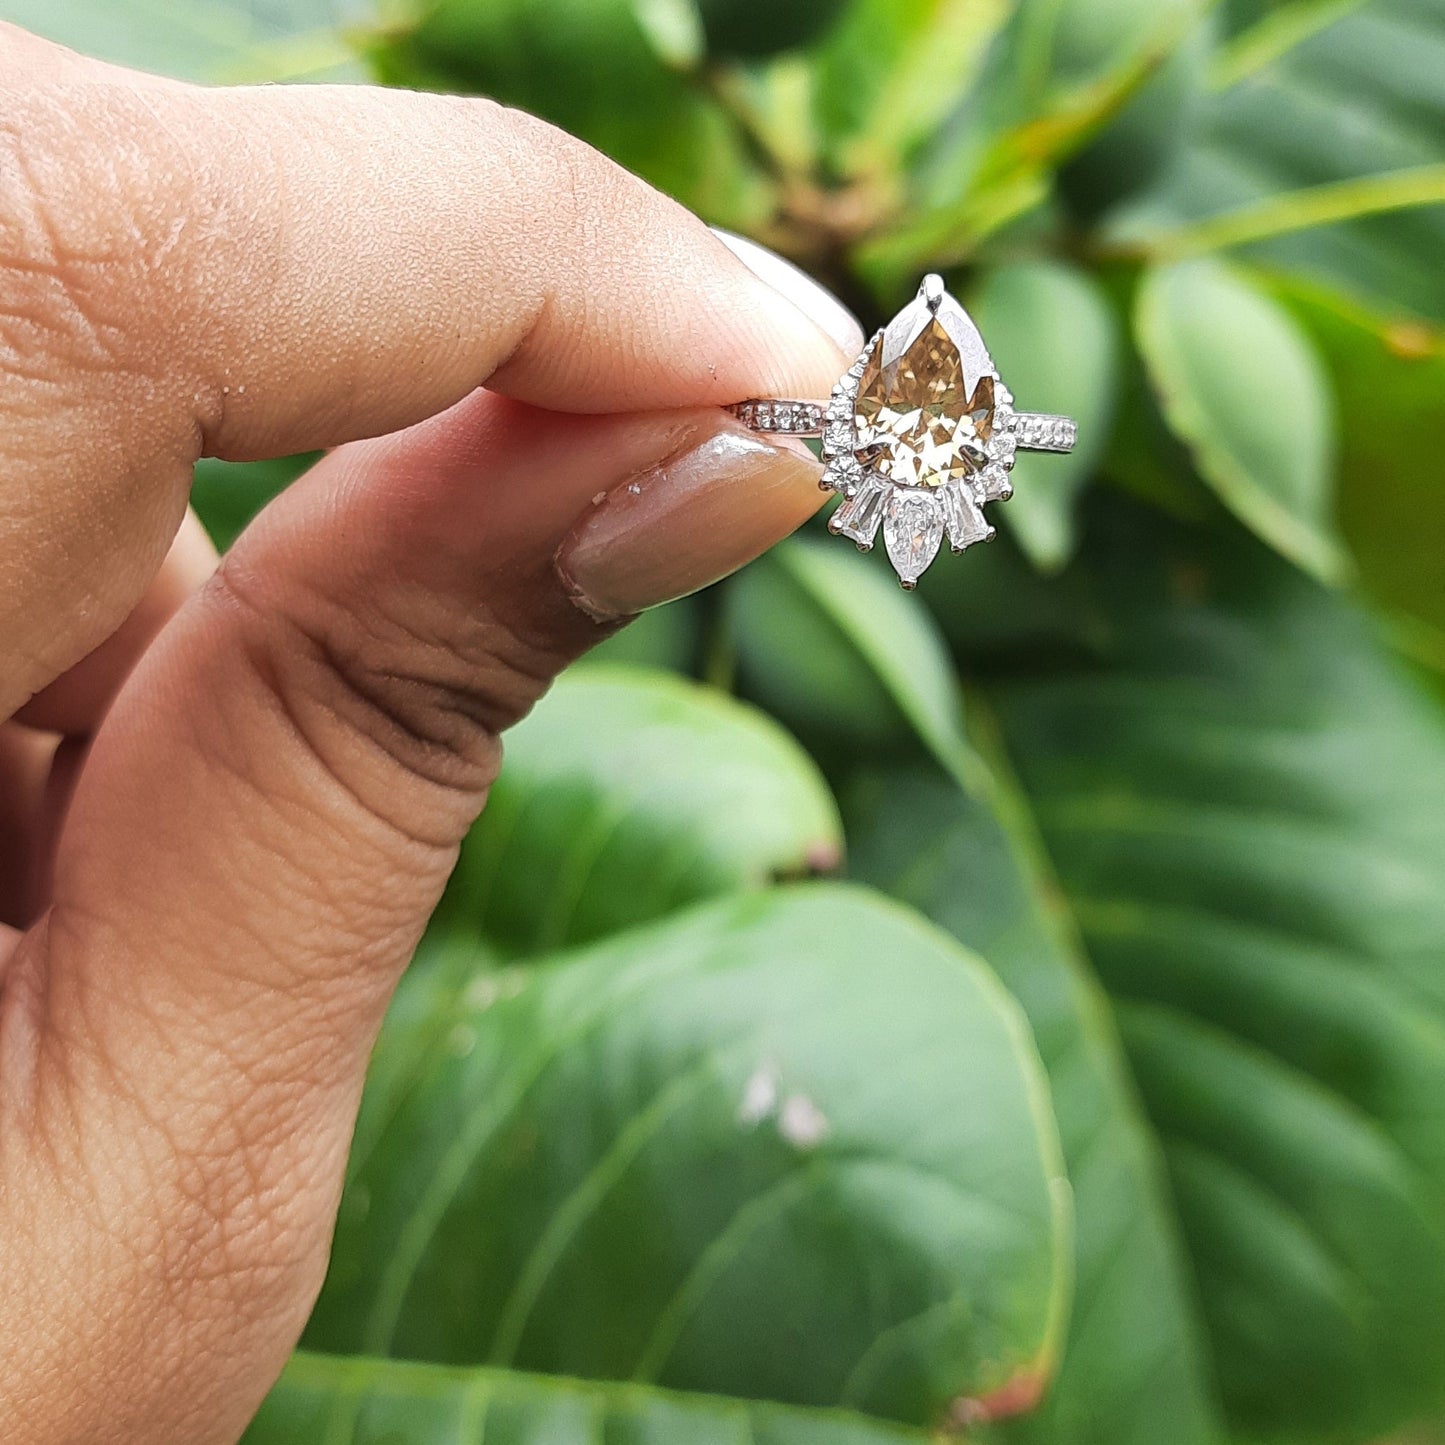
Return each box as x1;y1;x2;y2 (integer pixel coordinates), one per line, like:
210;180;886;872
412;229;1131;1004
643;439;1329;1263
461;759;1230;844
726;274;1079;587
729;398;1078;452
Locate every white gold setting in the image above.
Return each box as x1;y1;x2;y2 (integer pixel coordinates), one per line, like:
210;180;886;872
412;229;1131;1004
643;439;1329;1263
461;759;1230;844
729;274;1077;588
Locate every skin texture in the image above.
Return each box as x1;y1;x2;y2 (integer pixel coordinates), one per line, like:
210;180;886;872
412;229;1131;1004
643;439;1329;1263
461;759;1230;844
0;25;861;1445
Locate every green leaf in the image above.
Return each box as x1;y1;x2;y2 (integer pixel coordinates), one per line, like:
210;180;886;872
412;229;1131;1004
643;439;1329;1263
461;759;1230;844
246;1351;941;1444
695;0;847;59
984;502;1445;1440
6;0;359;81
858;0;1203;282
1113;0;1445;319
573;598;702;674
632;0;706;67
363;0;759;222
1272;277;1445;670
303;885;1070;1429
845;754;1223;1445
812;0;1014;177
728;538;970;782
970;261;1121;569
1135;258;1347;581
191;454;317;552
1011;0;1200;92
438;667;841;951
1055;13;1212;221
853;495;1445;1441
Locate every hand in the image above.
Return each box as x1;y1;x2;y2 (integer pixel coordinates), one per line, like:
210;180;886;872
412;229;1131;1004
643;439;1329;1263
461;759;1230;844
0;26;860;1443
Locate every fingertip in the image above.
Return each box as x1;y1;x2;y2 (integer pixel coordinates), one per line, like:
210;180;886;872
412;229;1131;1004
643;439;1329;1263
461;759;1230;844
713;229;865;360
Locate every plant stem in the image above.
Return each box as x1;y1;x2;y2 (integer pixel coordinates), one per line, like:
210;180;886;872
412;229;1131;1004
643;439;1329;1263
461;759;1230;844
1137;164;1445;259
1209;0;1368;91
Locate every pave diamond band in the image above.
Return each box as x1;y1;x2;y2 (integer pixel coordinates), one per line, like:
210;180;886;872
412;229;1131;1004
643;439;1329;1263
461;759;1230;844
728;273;1078;588
730;397;1076;452
1010;413;1077;452
727;399;825;434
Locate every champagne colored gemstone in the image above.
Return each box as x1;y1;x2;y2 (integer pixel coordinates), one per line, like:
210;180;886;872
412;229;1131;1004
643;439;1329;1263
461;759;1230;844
855;317;994;489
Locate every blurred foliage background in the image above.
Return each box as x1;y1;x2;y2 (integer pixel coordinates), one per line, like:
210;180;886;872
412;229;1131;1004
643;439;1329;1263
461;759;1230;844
9;0;1445;1441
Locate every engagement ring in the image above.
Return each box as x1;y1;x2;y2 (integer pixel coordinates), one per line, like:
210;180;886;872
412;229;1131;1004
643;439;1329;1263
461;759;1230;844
730;273;1076;588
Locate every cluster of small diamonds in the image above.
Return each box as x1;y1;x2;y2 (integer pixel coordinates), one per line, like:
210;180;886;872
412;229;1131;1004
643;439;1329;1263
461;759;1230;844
819;335;876;495
974;397;1018;504
731;400;824;433
1012;412;1077;451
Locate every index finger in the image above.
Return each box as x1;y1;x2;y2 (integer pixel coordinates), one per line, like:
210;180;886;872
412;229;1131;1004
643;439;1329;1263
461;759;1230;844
3;32;855;453
0;27;860;717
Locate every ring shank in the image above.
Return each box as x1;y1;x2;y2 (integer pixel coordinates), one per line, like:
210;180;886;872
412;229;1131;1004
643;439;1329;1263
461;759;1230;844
727;398;1076;452
726;399;825;435
1009;413;1076;452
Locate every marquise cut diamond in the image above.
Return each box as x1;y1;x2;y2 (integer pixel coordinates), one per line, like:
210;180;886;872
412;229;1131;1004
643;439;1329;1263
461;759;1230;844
883;491;944;587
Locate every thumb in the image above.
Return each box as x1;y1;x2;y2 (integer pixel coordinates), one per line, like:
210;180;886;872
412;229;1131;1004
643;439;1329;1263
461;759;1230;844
8;393;825;1444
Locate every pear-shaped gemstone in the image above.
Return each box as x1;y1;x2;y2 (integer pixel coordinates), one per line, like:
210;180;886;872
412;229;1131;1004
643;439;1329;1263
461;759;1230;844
854;317;994;489
884;491;944;587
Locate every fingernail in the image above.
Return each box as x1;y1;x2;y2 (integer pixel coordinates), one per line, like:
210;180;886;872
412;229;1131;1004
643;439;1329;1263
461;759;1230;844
713;229;864;357
555;418;823;621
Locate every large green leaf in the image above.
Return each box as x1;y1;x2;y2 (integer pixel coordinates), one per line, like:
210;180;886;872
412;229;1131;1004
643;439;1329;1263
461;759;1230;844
1272;277;1445;672
437;667;842;951
575;597;703;675
1116;0;1445;319
1136;258;1347;581
246;1351;936;1444
849;495;1445;1441
729;539;970;780
982;502;1445;1441
970;261;1121;570
304;885;1069;1429
845;758;1222;1445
